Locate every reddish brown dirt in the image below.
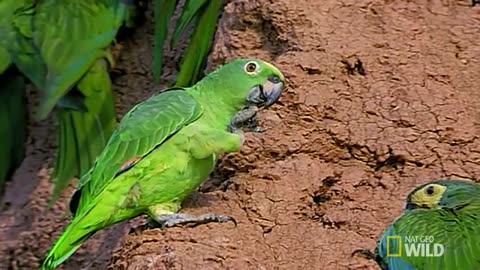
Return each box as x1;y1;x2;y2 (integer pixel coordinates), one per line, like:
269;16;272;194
2;0;480;269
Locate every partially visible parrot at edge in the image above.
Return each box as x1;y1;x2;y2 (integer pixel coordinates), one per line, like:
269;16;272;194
353;179;480;270
40;58;285;269
1;0;141;202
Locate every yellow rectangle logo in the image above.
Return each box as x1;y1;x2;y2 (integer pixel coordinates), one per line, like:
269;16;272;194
386;236;402;257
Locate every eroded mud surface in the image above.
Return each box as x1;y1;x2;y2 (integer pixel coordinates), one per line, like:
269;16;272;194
2;0;480;269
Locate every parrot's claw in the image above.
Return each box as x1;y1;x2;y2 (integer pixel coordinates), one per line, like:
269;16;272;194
472;0;480;6
228;106;260;134
244;114;265;133
247;124;265;133
151;213;237;228
351;248;376;260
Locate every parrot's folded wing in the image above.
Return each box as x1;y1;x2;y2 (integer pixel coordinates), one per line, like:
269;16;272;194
70;89;203;216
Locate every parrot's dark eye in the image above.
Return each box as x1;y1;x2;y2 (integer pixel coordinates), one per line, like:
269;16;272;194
425;185;435;195
245;61;259;74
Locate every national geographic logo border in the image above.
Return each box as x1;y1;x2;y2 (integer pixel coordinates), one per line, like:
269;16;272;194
386;236;402;257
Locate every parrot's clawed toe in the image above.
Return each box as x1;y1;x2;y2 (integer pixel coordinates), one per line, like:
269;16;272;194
244;116;265;133
351;248;376;260
151;213;237;229
129;223;151;234
472;0;480;6
249;126;265;133
228;106;260;133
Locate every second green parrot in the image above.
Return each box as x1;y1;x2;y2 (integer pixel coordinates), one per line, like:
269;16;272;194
41;58;285;269
356;179;480;270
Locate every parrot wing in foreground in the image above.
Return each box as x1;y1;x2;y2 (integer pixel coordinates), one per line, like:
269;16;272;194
15;0;138;202
31;0;125;118
41;58;285;270
50;57;118;203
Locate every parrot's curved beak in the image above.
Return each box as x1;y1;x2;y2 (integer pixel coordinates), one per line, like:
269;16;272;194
405;202;417;210
405;202;429;210
263;75;285;107
247;75;285;107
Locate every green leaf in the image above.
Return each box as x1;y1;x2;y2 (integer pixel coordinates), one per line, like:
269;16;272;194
175;0;222;87
170;0;209;47
153;0;179;84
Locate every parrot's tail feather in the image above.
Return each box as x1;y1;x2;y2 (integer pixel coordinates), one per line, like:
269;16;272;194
41;243;82;270
40;220;96;270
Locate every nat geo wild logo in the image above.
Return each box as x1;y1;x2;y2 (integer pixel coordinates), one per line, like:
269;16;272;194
386;235;445;257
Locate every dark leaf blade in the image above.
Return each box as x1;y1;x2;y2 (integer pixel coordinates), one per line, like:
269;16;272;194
170;0;209;47
175;0;222;87
0;70;27;193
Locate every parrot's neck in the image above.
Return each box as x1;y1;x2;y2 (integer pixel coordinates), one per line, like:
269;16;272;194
187;86;243;130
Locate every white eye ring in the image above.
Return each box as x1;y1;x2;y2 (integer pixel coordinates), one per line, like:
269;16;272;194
244;61;259;74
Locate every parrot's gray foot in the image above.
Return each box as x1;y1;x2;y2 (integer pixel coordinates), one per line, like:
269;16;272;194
228;106;263;133
351;248;376;260
150;213;237;228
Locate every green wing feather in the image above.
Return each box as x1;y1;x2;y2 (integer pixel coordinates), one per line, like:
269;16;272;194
378;204;480;270
70;89;203;216
0;0;13;72
8;1;47;89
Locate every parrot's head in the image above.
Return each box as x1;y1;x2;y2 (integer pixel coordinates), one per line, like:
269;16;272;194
404;179;478;211
200;58;285;110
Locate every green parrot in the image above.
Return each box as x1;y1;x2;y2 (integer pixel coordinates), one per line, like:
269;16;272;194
7;0;140;202
354;179;480;270
40;58;285;269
